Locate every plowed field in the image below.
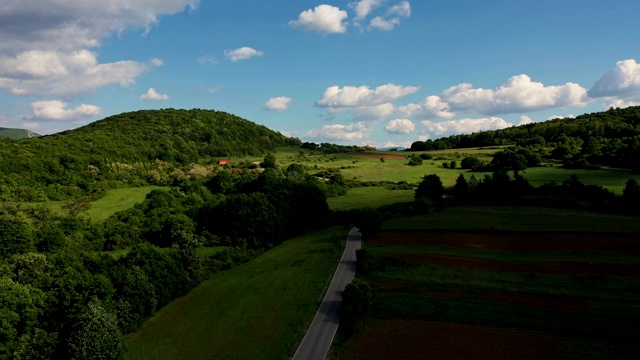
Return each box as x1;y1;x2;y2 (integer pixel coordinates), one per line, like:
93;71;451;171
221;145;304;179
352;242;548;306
336;229;640;360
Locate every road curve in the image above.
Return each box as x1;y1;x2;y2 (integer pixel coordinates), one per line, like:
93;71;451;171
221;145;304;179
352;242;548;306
292;227;362;360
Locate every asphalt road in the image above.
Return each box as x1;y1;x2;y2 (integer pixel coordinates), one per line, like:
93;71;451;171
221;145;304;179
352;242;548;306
292;227;362;360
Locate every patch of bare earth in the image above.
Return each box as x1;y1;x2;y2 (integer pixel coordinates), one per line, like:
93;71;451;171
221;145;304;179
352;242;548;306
337;320;561;360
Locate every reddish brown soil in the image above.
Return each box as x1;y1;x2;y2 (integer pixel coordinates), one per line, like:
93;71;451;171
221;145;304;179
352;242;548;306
338;320;562;360
397;252;640;276
370;232;640;253
350;153;406;160
484;291;589;312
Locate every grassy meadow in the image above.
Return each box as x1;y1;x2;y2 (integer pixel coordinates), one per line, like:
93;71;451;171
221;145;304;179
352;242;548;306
268;147;638;192
125;227;345;360
17;185;164;222
327;187;414;211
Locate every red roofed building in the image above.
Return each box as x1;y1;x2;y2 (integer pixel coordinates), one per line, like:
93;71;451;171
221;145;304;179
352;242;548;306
218;159;229;165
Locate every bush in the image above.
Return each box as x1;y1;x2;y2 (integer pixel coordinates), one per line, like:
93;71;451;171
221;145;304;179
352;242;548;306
460;156;485;170
340;278;372;336
407;154;423;166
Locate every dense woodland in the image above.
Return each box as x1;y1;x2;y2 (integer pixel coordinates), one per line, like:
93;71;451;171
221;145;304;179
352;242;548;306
410;106;640;170
1;106;640;359
0;165;341;359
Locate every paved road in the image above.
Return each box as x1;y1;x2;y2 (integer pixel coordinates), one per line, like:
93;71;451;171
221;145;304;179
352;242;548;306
292;227;362;360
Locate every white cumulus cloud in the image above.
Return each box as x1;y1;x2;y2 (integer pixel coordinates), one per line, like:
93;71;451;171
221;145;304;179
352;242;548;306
369;16;400;31
140;88;169;101
362;140;412;149
0;0;194;99
279;130;297;138
589;59;640;109
398;95;455;120
289;5;348;34
601;98;640;110
30;100;101;121
224;47;264;62
0;50;151;97
306;122;370;141
421;117;512;138
388;1;411;17
518;115;534;125
263;96;293;111
350;0;384;20
317;83;419;121
546;114;575;121
441;74;588;115
385;119;415;134
0;0;199;54
317;83;419;107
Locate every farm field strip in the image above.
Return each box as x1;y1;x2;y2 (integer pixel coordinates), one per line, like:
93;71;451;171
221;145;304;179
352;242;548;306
367;244;640;265
382;206;640;232
338;214;640;359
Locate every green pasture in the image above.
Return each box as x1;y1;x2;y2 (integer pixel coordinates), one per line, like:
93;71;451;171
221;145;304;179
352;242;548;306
125;227;345;360
86;186;166;221
327;187;414;211
518;167;638;193
18;186;164;222
383;206;640;232
221;147;637;194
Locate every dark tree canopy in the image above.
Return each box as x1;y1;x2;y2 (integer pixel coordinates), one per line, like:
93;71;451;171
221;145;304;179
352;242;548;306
415;174;444;203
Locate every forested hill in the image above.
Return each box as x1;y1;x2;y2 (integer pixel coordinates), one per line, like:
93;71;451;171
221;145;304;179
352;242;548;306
410;106;640;169
0;109;299;201
0;127;39;139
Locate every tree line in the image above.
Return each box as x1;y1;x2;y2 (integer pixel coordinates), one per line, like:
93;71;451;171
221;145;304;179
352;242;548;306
409;106;640;170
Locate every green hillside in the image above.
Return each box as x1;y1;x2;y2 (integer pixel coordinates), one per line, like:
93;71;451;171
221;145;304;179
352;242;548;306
0;109;299;201
0;127;39;139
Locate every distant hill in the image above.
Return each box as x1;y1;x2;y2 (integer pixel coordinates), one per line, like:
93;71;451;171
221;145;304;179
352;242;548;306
0;127;39;139
0;108;300;201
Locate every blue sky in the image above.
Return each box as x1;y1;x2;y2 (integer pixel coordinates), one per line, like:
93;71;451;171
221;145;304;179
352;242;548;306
1;0;639;148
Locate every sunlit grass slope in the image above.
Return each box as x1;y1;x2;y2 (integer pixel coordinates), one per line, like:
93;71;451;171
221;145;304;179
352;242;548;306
125;227;344;360
327;187;414;211
20;186;164;222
